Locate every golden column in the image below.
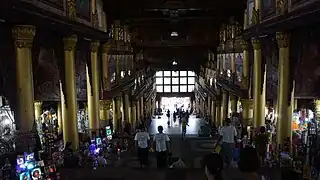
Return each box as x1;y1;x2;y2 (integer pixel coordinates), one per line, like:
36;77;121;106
207;96;211;116
241;40;250;96
216;101;222;126
99;100;111;128
230;95;238;114
124;93;130;122
62;35;79;150
241;99;253;126
315;99;320;120
252;38;265;128
137;99;141;122
113;96;121;133
231;53;236;78
276;32;291;145
102;43;111;91
131;101;137;129
211;100;216;125
34;101;42;123
59;82;66;134
57;103;63;133
221;90;228;122
12;25;36;132
87;41;100;132
140;96;144;119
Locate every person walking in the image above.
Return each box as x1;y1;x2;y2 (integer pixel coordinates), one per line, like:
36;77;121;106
134;125;150;168
217;118;237;167
153;125;170;169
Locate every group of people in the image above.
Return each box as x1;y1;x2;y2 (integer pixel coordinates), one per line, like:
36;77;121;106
134;125;170;168
217;117;272;167
202;146;263;180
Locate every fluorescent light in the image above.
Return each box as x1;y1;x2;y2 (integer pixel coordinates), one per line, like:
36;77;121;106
172;61;178;65
171;32;178;37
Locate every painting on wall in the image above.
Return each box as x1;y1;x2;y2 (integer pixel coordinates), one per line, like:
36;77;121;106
39;0;64;10
76;0;91;21
235;53;243;81
75;51;87;100
295;27;320;98
34;48;60;101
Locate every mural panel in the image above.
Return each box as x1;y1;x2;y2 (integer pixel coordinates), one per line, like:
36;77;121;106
295;27;320;98
34;48;60;101
235;53;243;81
75;51;87;100
261;0;275;18
108;55;116;84
76;0;91;20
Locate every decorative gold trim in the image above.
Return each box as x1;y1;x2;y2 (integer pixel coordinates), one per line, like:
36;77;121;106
276;32;290;48
90;40;100;53
12;25;36;48
63;35;77;51
251;38;261;50
241;99;253;108
67;0;76;20
240;40;248;51
34;101;42;108
276;0;288;14
241;76;249;89
251;8;259;25
92;11;99;28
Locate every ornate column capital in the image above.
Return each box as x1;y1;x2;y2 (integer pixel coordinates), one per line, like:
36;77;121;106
63;35;77;51
276;32;290;48
92;11;99;28
251;38;261;50
90;40;100;53
241;99;253;108
230;94;238;101
34;101;42;108
102;43;113;53
67;0;76;20
100;100;112;110
240;40;249;51
12;25;36;48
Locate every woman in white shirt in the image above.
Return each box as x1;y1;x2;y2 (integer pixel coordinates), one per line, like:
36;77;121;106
134;125;150;168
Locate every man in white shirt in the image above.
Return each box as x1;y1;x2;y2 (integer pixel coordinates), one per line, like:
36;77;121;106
153;125;170;169
218;118;237;167
134;125;150;167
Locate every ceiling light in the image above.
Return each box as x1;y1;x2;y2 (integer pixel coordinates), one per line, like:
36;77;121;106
171;32;178;37
172;61;178;65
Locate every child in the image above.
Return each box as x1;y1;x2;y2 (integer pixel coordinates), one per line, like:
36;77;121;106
254;126;269;165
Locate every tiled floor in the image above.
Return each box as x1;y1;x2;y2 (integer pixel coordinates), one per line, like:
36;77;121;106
148;114;202;135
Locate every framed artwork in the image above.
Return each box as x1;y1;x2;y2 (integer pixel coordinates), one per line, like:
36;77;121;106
76;0;91;21
261;0;276;18
38;0;64;10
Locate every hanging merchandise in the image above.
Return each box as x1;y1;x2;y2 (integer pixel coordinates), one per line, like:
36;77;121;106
78;109;88;133
0;106;15;156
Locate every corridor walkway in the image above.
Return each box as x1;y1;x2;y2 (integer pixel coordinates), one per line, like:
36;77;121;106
148;114;202;136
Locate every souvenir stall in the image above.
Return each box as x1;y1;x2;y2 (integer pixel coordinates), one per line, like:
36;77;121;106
0;105;15;156
292;108;317;146
37;109;59;150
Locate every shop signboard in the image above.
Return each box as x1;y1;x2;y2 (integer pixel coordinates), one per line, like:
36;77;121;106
106;126;112;140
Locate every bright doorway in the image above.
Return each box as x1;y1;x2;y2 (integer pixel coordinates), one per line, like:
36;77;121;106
161;97;191;112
